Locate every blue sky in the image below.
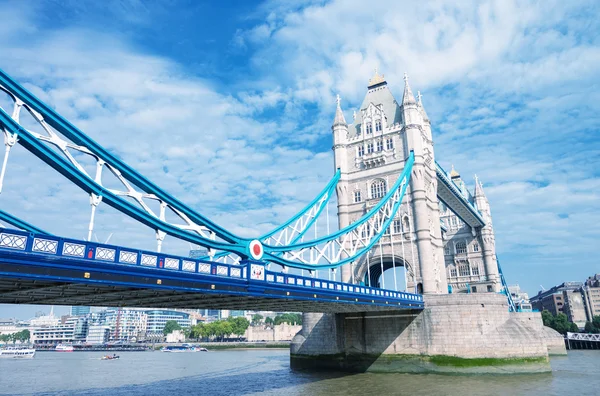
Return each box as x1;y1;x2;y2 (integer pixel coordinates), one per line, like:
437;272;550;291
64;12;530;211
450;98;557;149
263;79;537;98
0;0;599;319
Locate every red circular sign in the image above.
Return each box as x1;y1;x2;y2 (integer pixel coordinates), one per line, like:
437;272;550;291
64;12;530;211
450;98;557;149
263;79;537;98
248;240;263;260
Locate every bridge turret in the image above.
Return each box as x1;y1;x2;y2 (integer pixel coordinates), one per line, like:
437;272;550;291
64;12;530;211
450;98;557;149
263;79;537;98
332;94;349;175
473;175;500;291
331;95;352;280
332;94;348;160
402;73;447;294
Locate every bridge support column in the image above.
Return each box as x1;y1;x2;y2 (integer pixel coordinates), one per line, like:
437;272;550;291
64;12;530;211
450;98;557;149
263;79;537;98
291;294;565;374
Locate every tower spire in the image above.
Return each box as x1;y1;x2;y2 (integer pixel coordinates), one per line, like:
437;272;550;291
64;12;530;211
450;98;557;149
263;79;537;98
474;174;486;198
332;94;347;127
367;68;387;88
402;72;416;105
417;90;430;121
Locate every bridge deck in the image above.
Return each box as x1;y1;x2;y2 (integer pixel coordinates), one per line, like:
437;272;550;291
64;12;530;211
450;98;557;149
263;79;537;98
0;228;424;313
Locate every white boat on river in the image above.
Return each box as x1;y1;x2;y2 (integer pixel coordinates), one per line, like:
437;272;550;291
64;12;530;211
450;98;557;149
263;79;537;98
0;347;36;359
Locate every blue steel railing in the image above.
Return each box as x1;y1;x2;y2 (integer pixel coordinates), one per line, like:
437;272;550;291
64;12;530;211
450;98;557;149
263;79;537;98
262;269;422;302
0;227;424;306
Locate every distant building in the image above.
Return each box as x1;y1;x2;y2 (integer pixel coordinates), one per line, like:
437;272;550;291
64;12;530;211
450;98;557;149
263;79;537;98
229;310;245;318
144;310;190;335
29;307;60;327
72;316;89;341
31;318;77;345
531;282;583;316
0;319;20;336
165;330;185;343
508;285;532;311
563;289;587;329
104;309;147;342
583;274;600;321
86;325;111;345
70;306;91;316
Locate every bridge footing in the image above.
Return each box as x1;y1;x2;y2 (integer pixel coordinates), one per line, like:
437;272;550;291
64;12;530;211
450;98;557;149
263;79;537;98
291;293;565;374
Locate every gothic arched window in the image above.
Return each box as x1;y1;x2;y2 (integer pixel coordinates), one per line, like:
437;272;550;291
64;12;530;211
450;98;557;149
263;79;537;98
376;140;383;151
366;123;373;134
402;216;410;233
386;137;394;150
353;190;362;203
455;241;467;254
472;242;480;252
375;120;382;132
370;179;386;199
449;266;457;278
367;142;374;154
393;219;402;234
358;146;364;157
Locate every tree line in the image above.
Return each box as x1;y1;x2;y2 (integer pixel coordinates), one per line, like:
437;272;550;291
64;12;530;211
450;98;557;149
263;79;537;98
0;329;30;344
542;311;600;335
541;310;580;334
252;313;302;326
186;317;250;341
584;315;600;333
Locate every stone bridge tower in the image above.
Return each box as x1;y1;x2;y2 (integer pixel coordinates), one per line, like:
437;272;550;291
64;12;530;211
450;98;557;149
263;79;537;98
333;71;447;294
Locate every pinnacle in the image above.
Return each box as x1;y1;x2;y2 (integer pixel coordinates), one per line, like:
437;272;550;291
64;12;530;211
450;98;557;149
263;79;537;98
402;72;416;106
332;94;347;128
417;90;429;121
474;175;486;198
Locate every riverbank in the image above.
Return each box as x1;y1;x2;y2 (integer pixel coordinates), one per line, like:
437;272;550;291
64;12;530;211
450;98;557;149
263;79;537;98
160;341;290;350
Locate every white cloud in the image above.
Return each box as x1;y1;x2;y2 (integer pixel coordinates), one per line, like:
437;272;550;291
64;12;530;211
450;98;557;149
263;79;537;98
0;0;598;298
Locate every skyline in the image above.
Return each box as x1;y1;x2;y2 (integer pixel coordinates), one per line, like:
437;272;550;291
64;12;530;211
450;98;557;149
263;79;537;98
1;0;599;318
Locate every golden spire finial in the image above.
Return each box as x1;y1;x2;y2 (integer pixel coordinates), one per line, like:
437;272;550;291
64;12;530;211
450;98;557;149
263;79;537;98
450;164;460;178
368;67;386;88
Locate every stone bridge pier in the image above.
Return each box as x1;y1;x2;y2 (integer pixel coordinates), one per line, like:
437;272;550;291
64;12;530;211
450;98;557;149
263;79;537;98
291;294;566;374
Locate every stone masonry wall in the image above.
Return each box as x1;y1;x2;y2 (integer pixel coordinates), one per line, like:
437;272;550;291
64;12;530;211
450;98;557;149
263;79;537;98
245;324;302;342
291;294;565;373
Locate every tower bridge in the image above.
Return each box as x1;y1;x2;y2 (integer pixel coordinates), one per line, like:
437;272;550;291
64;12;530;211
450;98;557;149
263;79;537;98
0;68;564;373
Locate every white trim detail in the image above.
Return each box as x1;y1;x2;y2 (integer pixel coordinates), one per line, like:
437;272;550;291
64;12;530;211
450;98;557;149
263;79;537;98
182;260;196;272
95;247;115;261
141;254;157;267
63;242;85;257
0;233;27;250
119;251;137;264
165;258;179;270
32;238;58;254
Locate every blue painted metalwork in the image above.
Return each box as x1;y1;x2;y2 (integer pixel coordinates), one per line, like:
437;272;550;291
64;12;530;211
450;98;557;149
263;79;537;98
0;107;249;255
496;256;516;312
260;153;414;269
0;69;243;244
0;69;413;271
0;210;51;235
262;169;340;241
208;168;341;262
0;227;424;310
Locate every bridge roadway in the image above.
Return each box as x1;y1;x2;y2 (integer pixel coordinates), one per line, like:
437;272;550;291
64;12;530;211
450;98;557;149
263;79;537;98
0;228;424;313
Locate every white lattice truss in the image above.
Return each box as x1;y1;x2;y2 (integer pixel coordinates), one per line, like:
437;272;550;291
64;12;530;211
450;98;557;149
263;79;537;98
567;332;600;342
274;176;409;267
0;82;337;262
212;191;331;265
0;84;218;245
264;192;330;247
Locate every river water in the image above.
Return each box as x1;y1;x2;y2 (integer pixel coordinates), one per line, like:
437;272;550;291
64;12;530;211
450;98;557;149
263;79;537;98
0;349;598;395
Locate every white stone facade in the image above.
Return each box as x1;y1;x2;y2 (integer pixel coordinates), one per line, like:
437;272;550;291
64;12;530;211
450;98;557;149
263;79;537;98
333;72;498;294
